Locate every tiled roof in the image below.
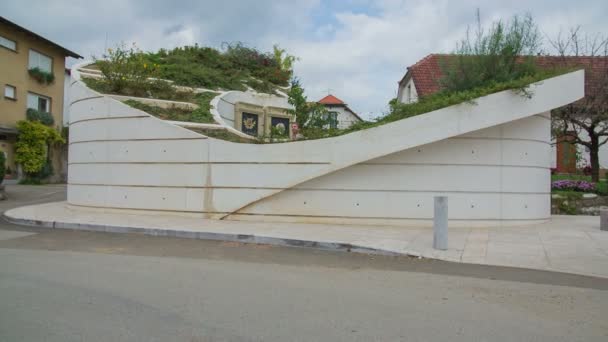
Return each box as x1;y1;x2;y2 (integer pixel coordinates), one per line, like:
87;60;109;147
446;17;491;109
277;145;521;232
405;54;449;97
405;54;608;100
318;94;345;105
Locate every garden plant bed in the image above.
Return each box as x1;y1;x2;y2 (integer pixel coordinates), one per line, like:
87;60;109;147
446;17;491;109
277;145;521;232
122;94;217;124
551;174;608;215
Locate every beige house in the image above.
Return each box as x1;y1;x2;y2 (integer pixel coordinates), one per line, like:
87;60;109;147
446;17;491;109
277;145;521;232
0;16;81;179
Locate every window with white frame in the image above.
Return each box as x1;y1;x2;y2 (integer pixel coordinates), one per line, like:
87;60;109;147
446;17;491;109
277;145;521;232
27;92;51;112
28;49;52;73
0;35;16;51
4;85;16;100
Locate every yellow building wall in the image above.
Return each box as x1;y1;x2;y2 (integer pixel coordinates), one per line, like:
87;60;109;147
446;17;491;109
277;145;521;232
0;21;69;179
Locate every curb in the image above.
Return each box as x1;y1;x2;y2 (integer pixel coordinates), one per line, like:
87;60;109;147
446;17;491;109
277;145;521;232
2;213;405;257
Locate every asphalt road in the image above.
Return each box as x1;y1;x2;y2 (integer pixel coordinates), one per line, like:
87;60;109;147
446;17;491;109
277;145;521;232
0;185;607;342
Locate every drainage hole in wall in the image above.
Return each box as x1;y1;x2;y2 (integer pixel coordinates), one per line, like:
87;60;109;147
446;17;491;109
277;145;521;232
356;203;360;206
470;204;475;208
303;201;307;205
417;204;420;207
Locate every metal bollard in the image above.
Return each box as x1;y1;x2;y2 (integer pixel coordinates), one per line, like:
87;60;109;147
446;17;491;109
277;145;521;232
601;210;608;231
433;196;448;250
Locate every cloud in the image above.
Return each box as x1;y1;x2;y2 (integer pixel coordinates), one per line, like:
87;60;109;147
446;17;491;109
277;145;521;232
3;0;607;118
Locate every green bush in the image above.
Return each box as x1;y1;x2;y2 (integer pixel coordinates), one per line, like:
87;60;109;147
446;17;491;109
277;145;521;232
97;43;159;94
28;67;55;84
441;13;542;92
15;120;64;180
26;108;55;126
132;42;291;92
0;152;5;184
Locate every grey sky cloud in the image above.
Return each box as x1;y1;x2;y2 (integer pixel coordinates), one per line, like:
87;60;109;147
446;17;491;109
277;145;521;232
3;0;607;118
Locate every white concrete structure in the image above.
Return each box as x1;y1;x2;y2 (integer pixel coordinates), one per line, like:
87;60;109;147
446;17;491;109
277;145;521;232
67;66;584;227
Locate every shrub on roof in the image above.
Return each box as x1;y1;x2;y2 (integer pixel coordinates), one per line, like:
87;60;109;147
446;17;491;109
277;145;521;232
441;13;542;92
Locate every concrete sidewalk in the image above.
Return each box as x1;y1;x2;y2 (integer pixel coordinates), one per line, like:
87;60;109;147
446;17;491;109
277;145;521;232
4;201;608;278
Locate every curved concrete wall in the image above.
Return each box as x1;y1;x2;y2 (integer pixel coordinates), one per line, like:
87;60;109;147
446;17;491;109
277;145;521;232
67;69;585;227
231;114;552;226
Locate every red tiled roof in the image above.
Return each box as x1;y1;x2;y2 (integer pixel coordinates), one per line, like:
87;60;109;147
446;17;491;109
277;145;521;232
318;94;345;105
405;54;448;97
405;54;608;99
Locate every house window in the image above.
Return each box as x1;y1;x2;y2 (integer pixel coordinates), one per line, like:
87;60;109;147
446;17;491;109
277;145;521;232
4;85;16;100
0;35;16;51
328;111;338;129
406;84;412;103
27;92;51;112
28;49;52;73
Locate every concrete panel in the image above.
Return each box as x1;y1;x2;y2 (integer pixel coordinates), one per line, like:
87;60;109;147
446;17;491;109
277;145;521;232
459;113;551;141
209;163;329;188
70;116;203;142
238;189;549;220
69;81;102;104
68;184;276;213
69;140;209;164
70;96;148;123
69;184;195;211
68;164;209;187
296;164;548;193
369;138;550;168
216;97;235;125
208;138;332;164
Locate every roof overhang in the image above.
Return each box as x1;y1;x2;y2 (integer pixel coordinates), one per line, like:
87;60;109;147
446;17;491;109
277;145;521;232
0;16;83;59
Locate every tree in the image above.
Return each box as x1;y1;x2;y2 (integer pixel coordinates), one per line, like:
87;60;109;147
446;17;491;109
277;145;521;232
273;45;298;75
549;28;608;181
287;78;329;130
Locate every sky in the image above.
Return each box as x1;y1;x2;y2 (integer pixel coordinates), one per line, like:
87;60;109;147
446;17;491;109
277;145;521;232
3;0;607;119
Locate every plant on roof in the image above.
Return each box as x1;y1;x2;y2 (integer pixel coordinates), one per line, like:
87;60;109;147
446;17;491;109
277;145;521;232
96;42;162;94
441;11;542;93
122;92;217;124
28;67;55;85
91;42;294;96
